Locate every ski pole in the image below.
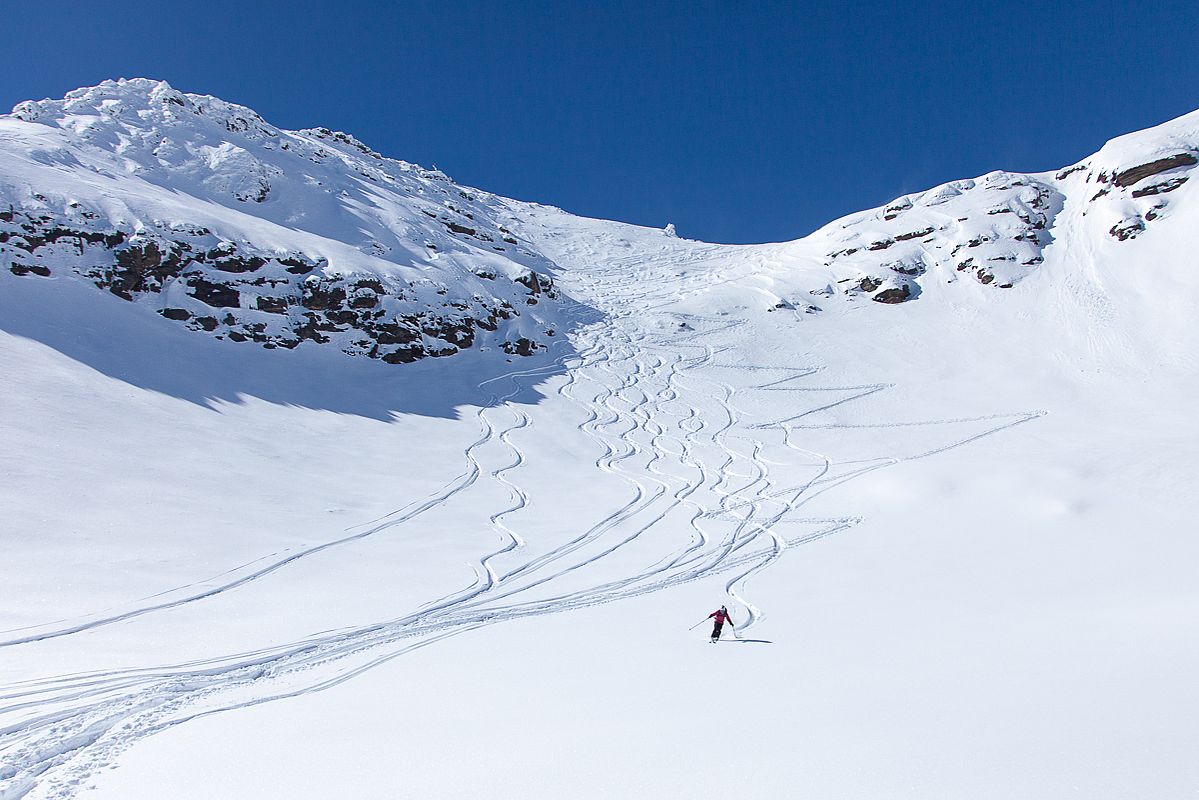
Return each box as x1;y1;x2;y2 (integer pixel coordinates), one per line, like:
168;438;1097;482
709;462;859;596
688;617;710;631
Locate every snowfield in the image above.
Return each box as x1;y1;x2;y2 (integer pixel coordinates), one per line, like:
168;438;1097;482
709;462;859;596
1;82;1197;799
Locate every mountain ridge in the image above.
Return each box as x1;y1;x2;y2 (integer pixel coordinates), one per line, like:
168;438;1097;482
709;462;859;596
1;78;568;365
2;78;1197;366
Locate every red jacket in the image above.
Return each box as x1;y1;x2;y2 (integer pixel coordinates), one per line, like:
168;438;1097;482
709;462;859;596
709;609;732;624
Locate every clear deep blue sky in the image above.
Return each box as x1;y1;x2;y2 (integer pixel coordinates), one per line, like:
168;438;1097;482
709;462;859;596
5;1;1198;243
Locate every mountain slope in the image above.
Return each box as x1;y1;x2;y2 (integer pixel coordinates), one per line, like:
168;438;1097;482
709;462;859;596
0;79;565;364
1;85;1197;800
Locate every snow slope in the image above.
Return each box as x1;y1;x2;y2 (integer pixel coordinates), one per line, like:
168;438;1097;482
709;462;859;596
1;84;1197;799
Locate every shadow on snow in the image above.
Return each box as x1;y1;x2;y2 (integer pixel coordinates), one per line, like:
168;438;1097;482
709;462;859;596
0;272;603;421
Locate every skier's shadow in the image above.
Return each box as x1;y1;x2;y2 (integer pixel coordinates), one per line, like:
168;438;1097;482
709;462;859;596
718;638;773;644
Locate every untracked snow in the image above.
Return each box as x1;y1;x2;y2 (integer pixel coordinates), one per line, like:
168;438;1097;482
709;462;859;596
1;82;1197;800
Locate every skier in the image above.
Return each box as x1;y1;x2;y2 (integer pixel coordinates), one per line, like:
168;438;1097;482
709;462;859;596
708;605;734;642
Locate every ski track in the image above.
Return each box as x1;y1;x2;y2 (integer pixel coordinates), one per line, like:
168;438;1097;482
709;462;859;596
0;252;1043;800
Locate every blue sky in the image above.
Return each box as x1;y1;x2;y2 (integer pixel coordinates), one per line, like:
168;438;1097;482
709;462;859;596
5;0;1198;243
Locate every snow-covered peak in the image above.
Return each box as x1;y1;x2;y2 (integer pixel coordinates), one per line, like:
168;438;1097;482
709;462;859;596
0;79;567;365
13;78;274;140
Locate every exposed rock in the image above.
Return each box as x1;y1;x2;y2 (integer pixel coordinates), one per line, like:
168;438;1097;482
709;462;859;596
108;241;187;299
1056;164;1088;180
502;338;539;357
891;261;923;276
872;285;911;304
882;199;912;220
368;321;421;345
293;315;331;344
895;227;935;241
301;280;347;311
211;254;267;273
279;256;317;275
256;296;288;314
515;270;555;297
1109;219;1145;241
10;263;51;277
1131;176;1188;198
190;277;241;308
1113;153;1197;188
380;347;422;364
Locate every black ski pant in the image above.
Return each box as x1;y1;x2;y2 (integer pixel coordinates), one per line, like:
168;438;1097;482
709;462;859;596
711;621;724;640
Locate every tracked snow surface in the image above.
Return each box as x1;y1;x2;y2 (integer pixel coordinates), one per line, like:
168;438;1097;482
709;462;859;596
1;81;1197;799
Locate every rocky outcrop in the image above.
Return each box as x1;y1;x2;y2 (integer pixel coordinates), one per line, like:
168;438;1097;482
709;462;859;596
820;172;1061;303
0;208;555;363
1068;151;1197;243
1111;153;1197;188
872;285;911;304
1131;176;1188;198
1109;218;1146;241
